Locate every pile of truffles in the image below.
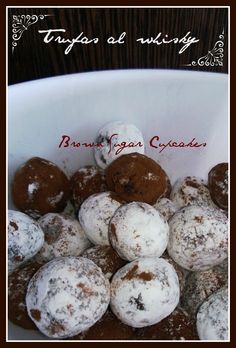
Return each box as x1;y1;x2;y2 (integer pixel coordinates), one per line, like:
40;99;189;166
8;121;229;341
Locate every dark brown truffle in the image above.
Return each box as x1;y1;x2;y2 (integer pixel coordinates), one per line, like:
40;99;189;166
12;157;70;218
136;308;199;340
106;153;169;205
208;163;228;210
82;245;127;279
70;165;107;209
8;261;43;329
72;310;135;340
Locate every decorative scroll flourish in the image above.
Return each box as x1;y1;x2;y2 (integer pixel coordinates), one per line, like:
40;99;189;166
12;14;51;53
184;30;225;67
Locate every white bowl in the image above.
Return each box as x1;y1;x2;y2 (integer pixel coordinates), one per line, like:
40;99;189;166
8;69;228;341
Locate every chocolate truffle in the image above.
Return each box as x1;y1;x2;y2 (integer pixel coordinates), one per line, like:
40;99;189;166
8;210;44;273
70;165;107;210
94;121;145;169
167;205;228;271
36;213;91;262
79;191;123;246
109;202;169;261
208;163;228;210
82;245;127;279
170;176;215;209
12;157;70;218
137;308;198;340
8;261;43;329
153;198;178;222
106;153;169;205
197;287;228;340
110;257;180;328
72;310;135;340
181;267;228;318
26;257;110;339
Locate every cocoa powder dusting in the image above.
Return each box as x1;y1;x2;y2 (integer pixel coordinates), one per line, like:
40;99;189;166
110;223;118;242
121;265;154;281
9;221;18;230
30;309;41;321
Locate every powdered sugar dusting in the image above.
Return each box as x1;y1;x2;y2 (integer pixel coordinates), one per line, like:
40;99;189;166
26;257;110;338
110;257;180;328
79;192;122;245
167;205;228;271
36;213;91;262
197;287;228;340
8;210;44;273
109;202;169;261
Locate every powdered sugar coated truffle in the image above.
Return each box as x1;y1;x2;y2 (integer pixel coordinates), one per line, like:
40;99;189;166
197;287;228;340
79;192;123;245
167;205;228;271
8;210;44;273
170;176;215;209
110;257;180;328
109;202;169;261
36;213;91;262
26;256;110;338
94;121;145;169
153;198;178;222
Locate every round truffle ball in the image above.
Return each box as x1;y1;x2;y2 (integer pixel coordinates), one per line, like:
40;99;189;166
153;198;178;222
8;261;43;329
167;205;228;271
181;267;228;318
110;257;180;328
170;176;215;209
106;153;169;205
79;192;124;246
137;308;198;340
94;121;145;169
70;165;107;210
8;210;44;273
197;287;228;340
36;213;91;262
82;245;127;279
12;157;70;218
26;257;110;339
208;163;228;210
109;202;169;261
72;310;135;340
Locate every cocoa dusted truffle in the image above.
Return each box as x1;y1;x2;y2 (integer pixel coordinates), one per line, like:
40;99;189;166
70;165;107;210
8;261;43;329
137;308;199;340
12;157;70;218
82;245;127;279
72;310;135;340
106;153;170;205
180;266;228;318
208;163;228;210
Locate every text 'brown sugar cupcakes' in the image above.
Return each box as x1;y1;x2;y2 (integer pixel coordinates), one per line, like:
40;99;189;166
106;153;170;205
